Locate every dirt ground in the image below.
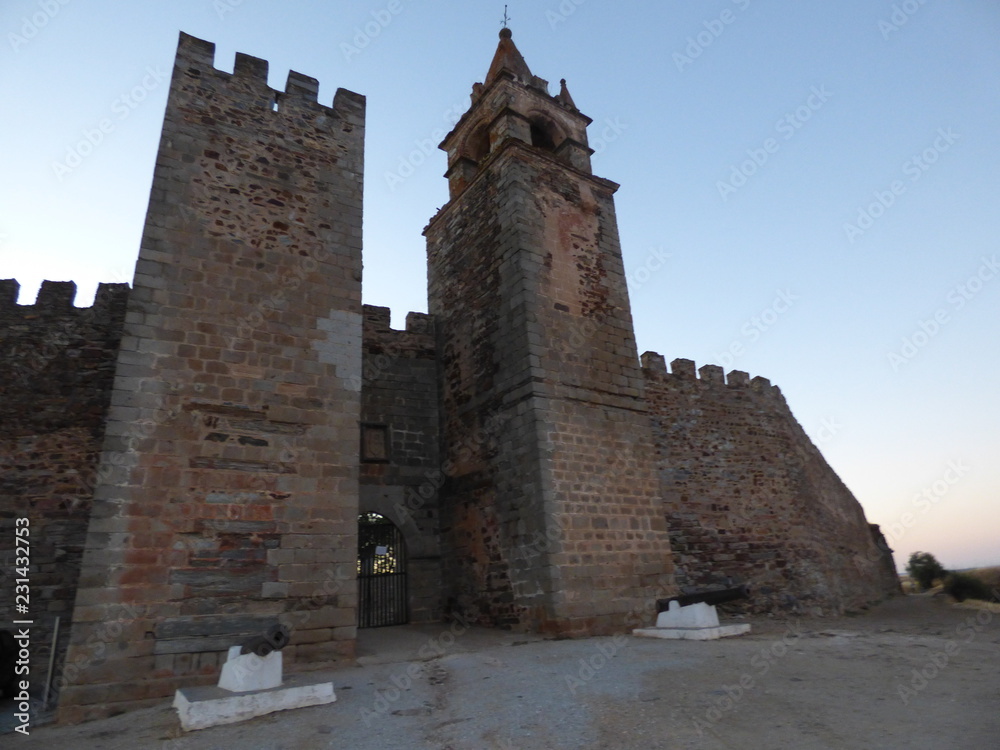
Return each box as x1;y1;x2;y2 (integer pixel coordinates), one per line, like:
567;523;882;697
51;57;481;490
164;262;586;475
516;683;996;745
5;595;1000;749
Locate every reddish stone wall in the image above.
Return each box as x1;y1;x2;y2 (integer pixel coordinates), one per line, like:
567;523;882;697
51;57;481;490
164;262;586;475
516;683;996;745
360;305;442;623
58;33;366;722
0;28;904;725
427;134;676;635
642;354;899;614
0;280;128;689
428;118;535;630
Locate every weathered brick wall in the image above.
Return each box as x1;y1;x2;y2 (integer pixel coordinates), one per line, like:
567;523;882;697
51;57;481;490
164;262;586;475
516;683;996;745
642;354;899;614
58;33;365;722
427;134;676;635
868;524;901;594
360;305;441;623
0;280;128;688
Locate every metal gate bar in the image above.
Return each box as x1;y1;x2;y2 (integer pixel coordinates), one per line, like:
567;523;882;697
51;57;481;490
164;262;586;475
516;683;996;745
357;515;408;628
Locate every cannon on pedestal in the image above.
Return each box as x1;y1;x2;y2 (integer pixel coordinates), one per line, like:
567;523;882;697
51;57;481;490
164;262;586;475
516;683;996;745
635;584;752;641
239;623;291;658
657;584;751;613
173;621;337;731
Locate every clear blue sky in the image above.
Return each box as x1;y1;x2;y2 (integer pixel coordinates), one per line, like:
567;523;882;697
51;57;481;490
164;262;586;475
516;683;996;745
1;1;997;572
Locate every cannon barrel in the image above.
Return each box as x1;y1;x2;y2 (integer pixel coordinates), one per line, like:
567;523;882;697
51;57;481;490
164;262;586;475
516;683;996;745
657;584;751;613
240;623;291;657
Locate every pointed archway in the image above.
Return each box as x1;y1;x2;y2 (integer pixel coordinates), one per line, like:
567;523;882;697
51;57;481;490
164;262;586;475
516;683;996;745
357;513;409;628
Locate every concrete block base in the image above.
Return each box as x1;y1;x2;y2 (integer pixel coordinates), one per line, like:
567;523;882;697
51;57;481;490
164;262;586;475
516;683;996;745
218;647;283;692
632;623;751;641
173;674;336;731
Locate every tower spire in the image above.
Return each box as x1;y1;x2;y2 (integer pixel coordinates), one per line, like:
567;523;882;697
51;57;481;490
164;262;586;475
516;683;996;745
484;26;533;87
438;29;596;199
556;78;578;111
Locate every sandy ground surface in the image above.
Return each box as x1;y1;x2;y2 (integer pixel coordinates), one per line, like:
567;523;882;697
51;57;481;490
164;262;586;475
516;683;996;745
5;595;1000;749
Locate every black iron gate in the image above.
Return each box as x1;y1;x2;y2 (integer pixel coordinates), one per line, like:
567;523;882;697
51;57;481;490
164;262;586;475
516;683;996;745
357;513;408;628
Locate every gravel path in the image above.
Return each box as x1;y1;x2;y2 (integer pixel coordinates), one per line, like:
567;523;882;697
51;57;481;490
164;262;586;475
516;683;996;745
6;596;1000;749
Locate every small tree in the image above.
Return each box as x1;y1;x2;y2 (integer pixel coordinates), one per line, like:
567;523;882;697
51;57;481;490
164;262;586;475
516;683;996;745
906;551;947;591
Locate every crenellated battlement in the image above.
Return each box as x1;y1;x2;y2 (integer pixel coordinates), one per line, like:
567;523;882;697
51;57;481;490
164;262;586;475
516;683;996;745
362;304;435;360
0;278;131;702
640;351;784;400
0;28;900;725
175;32;365;119
0;279;130;323
0;278;129;437
54;30;369;722
0;278;17;307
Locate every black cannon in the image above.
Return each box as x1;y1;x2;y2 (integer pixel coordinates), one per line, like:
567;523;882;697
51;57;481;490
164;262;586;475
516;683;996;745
657;584;751;613
240;623;291;658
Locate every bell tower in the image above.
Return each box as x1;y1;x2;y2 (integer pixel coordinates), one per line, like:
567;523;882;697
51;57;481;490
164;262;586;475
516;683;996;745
440;28;594;197
425;30;676;635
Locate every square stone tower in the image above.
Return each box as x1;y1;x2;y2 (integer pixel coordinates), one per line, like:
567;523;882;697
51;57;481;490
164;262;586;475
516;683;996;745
425;30;676;635
59;33;365;721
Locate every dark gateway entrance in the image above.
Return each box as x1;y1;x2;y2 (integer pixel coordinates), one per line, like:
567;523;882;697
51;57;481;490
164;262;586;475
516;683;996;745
357;513;409;628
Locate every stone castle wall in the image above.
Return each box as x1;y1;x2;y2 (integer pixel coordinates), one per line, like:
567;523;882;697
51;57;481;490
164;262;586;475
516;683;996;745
0;28;903;724
0;280;128;684
642;354;899;614
425;142;528;629
57;32;366;722
427;138;677;635
359;305;442;624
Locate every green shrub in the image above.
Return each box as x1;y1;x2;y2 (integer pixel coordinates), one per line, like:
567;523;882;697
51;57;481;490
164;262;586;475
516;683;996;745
944;572;998;603
906;552;946;591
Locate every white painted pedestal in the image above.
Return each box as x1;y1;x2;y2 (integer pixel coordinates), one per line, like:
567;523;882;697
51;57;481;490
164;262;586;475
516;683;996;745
632;601;751;641
173;646;336;731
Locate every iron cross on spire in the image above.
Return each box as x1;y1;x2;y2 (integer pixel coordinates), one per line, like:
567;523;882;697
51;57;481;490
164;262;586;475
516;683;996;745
502;5;510;29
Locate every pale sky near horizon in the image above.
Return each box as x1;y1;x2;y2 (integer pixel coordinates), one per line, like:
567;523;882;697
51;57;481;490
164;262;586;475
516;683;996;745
1;1;997;572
